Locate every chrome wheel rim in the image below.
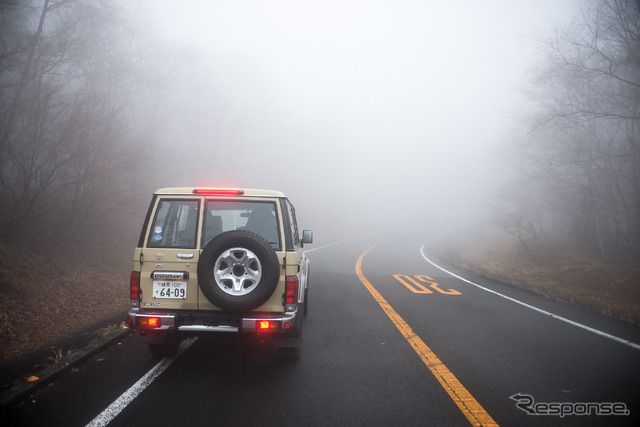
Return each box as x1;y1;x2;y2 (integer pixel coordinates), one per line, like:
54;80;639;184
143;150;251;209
213;247;262;296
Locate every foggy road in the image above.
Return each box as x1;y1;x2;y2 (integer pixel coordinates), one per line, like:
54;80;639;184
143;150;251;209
3;232;639;426
2;1;639;426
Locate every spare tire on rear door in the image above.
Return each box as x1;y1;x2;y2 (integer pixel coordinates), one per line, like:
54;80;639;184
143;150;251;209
198;230;280;312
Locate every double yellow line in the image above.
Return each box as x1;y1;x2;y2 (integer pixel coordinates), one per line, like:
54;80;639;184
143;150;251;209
356;245;498;427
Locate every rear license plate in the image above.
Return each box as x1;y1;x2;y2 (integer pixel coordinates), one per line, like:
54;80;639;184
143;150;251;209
153;280;187;299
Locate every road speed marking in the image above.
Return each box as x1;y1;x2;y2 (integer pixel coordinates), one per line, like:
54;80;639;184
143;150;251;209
357;246;498;427
393;274;461;295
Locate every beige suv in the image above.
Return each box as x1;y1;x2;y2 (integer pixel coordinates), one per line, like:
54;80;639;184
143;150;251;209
126;188;312;359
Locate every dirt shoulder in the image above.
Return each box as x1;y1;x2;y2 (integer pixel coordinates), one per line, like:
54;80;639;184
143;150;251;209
0;245;130;366
441;233;640;327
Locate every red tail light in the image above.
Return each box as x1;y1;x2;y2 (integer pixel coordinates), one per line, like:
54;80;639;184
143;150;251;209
257;320;281;330
285;276;298;311
130;271;140;301
139;317;161;328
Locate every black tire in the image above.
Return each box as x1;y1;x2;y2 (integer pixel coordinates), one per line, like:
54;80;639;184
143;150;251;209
198;230;280;312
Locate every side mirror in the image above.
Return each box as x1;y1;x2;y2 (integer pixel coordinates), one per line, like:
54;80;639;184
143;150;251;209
301;230;313;247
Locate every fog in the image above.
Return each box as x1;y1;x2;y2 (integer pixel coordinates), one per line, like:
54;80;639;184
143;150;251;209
141;0;576;242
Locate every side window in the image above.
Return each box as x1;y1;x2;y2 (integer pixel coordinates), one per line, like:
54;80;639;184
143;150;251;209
148;199;199;248
286;201;299;249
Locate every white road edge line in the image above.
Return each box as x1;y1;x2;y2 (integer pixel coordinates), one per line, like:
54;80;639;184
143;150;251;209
419;244;640;352
86;337;198;427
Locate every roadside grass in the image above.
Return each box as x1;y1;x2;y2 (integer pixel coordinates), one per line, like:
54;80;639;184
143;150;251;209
46;347;75;365
448;234;640;326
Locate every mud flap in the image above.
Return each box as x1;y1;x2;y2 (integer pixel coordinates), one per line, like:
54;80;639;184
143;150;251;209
276;333;302;349
276;312;303;349
276;334;302;360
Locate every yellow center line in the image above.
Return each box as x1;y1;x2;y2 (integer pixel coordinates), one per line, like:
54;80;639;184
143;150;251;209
356;245;498;427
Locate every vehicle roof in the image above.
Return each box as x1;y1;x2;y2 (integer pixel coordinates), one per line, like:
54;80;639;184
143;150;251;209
154;187;286;197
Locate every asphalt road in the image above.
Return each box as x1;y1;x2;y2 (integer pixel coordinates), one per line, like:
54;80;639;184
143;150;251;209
2;231;639;426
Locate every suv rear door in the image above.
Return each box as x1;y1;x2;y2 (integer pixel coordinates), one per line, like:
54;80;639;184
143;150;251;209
137;196;201;310
196;197;286;311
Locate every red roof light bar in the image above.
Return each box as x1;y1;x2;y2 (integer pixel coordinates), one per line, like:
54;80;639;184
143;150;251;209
192;189;244;196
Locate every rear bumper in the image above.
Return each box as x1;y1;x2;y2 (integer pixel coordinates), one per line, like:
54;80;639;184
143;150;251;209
127;308;298;334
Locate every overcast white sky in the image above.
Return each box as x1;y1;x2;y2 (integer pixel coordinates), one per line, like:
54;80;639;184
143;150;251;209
139;0;578;238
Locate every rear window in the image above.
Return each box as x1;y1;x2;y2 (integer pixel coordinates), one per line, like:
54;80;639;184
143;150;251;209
203;200;281;249
147;199;199;248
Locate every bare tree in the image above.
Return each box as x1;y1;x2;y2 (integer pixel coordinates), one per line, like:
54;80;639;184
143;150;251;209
0;0;150;248
505;0;640;259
